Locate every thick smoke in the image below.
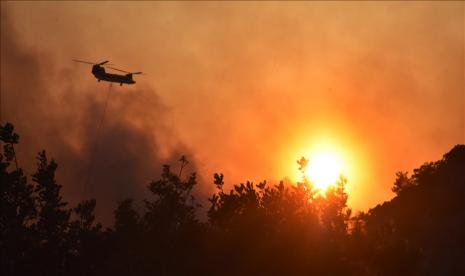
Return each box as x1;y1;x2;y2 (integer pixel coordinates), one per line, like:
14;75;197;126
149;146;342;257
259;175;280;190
2;2;463;217
1;9;195;225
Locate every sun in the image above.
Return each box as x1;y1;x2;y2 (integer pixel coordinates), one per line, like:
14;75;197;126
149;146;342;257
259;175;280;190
282;131;358;196
305;151;344;191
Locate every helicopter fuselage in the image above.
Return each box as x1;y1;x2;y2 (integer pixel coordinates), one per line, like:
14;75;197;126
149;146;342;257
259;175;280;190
91;65;135;85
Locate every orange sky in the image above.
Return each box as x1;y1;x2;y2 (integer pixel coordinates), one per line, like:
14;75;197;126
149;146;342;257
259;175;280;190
1;2;464;216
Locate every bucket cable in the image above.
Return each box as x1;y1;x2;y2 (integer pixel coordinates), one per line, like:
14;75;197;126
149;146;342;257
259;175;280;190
84;84;112;195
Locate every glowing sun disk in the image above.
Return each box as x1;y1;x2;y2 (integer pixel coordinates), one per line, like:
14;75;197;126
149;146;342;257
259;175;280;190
305;152;343;191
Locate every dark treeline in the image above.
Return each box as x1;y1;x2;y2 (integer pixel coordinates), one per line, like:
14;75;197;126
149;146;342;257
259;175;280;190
1;122;464;275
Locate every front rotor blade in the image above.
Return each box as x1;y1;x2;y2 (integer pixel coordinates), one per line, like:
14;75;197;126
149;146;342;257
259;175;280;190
131;72;143;75
72;59;95;65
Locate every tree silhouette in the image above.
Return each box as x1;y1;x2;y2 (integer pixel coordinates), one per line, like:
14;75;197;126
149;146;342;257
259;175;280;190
391;171;414;195
144;163;198;234
319;177;351;237
107;157;204;275
32;150;72;273
362;145;465;274
206;168;354;274
1;123;106;276
108;199;142;275
114;199;140;234
0;123;36;275
2;122;464;275
68;199;105;275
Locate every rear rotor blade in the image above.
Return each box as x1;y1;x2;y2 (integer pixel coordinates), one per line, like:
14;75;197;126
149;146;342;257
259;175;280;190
107;66;130;73
106;66;143;75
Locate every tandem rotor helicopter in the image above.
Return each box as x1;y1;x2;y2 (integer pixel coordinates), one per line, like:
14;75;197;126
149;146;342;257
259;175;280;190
73;59;143;86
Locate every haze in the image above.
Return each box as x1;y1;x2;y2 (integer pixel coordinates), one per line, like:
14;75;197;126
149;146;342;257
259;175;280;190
1;2;463;223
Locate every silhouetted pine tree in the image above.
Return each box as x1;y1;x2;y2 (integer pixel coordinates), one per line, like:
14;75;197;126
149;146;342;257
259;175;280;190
0;123;37;275
68;199;106;275
32;150;71;273
107;199;142;275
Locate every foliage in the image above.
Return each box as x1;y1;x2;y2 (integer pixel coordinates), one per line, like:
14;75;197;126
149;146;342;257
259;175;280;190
0;123;36;275
0;123;104;275
360;144;465;274
1;122;464;275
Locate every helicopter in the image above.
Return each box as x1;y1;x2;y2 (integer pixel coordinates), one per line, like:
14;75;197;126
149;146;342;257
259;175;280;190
73;59;142;86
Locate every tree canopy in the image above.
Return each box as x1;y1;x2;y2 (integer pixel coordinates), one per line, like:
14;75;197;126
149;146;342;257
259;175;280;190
1;122;464;275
